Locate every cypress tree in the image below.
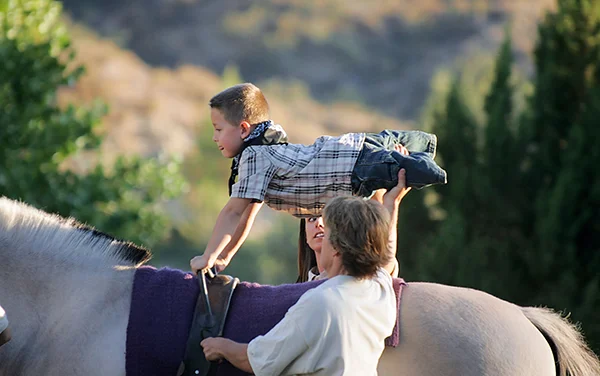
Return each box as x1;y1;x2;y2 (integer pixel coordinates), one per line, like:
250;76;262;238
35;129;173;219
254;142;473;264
521;0;600;352
482;31;517;196
415;77;483;286
522;0;600;284
536;87;600;351
522;0;600;203
432;77;479;220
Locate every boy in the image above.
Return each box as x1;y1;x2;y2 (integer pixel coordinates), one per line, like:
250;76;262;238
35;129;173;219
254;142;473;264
190;83;446;274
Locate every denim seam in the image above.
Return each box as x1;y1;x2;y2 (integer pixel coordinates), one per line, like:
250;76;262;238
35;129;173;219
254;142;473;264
355;161;394;167
428;134;437;159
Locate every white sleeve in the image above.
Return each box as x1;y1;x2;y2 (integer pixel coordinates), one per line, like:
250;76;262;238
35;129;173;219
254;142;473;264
247;290;328;375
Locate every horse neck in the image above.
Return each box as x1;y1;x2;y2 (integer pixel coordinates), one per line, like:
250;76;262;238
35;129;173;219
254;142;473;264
0;197;148;300
0;197;149;272
0;198;142;371
0;230;137;324
0;219;139;309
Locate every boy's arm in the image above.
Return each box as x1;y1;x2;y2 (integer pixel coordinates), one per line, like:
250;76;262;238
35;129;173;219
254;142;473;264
215;200;263;271
190;197;262;274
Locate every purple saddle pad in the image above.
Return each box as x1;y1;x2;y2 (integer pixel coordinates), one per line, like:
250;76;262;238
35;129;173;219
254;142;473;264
126;266;405;376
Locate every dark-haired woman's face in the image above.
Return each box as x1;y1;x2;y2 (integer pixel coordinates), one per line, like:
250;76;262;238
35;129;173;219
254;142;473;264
305;216;325;253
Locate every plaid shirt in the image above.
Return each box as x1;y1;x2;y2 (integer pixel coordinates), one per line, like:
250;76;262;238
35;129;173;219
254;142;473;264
231;133;366;217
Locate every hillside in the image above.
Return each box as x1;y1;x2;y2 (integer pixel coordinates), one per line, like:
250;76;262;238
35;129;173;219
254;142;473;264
53;1;556;279
60;0;554;121
59;24;411;162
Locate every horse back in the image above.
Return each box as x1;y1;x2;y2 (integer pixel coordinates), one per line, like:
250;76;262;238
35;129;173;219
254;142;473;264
377;282;556;376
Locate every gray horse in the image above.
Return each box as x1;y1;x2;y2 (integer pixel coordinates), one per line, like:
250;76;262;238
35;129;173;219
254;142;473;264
0;197;598;376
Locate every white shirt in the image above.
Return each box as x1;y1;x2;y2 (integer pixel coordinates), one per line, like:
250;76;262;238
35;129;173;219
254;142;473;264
307;267;326;282
247;268;396;376
0;305;7;333
231;133;365;218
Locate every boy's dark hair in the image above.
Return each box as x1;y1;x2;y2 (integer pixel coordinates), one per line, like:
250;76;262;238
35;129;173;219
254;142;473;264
323;196;391;279
209;83;270;126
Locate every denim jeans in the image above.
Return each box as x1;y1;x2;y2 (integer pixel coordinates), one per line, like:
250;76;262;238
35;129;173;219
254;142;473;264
351;130;447;196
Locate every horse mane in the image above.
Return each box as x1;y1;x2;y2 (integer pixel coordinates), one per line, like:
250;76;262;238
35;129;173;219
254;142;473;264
0;197;151;267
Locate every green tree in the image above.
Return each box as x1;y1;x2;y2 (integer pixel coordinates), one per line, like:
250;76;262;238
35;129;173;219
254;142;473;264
522;0;600;204
432;77;479;220
466;30;535;299
0;0;185;247
395;189;437;280
526;0;600;351
411;77;483;286
482;30;517;194
411;29;526;299
536;88;600;350
520;0;600;284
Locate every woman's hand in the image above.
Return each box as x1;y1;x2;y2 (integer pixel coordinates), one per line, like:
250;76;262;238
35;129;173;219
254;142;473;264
382;168;411;210
370;143;411;210
201;337;253;373
380;144;412;277
201;337;229;361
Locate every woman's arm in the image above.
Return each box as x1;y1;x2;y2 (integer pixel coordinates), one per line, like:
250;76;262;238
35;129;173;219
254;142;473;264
371;168;411;276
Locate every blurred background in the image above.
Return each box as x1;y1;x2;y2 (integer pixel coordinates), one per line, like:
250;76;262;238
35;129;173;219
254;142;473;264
1;0;599;353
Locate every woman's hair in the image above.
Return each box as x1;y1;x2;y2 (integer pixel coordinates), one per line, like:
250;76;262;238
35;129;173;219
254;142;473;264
296;218;318;283
209;83;270;126
322;196;391;279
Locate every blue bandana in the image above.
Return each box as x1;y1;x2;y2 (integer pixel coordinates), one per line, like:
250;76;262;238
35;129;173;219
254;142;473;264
244;120;273;142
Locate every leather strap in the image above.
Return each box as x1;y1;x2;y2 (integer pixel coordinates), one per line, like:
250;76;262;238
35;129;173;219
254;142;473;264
177;270;239;376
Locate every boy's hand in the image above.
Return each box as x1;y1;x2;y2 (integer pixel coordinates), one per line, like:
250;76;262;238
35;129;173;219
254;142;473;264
213;256;231;273
191;253;232;274
190;253;214;275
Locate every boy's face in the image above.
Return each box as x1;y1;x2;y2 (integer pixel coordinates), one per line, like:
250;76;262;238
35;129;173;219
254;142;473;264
211;108;247;158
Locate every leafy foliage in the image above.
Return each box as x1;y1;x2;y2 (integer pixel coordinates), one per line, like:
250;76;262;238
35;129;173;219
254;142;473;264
0;0;185;247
